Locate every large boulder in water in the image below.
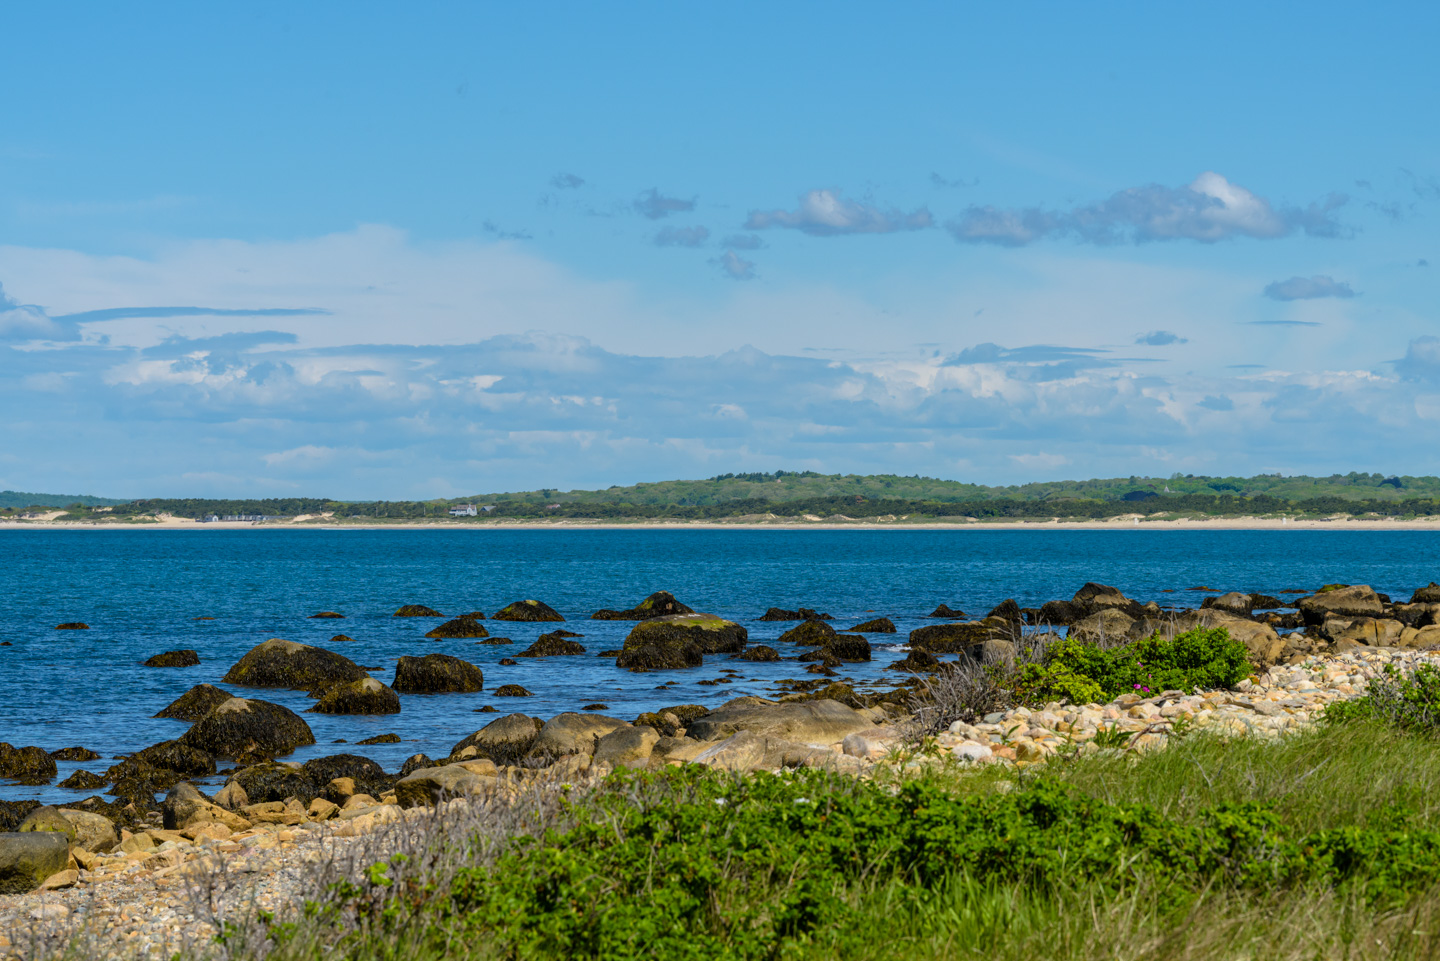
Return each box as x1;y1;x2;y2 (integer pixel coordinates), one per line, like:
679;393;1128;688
425;615;489;639
221;638;369;695
737;645;780;662
309;677;401;715
154;684;233;721
227;762;318;804
394;605;443;617
1411;583;1440;604
393;654;484;693
758;607;831;621
591;591;695;621
516;632;586;657
180;698;316;758
615;614;746;670
908;618;1014;653
492;599;565;622
778;620;836;646
846;617;896;633
686;697;880;747
1298;585;1384;625
129;740;216;777
0;745;56;784
450;714;543;766
143;650;200;668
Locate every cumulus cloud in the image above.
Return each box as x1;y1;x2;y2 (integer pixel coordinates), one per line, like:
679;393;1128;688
948;172;1348;246
0;283;79;342
1263;275;1357;301
745;189;934;236
715;250;756;281
654;225;710;248
633;188;695;220
721;233;764;250
550;173;585;189
1135;330;1188;346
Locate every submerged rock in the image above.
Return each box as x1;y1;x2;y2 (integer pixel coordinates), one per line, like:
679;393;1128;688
0;745;57;784
394;605;444;617
357;733;402;745
758;607;831;621
180;698;316;758
778;620;837;646
54;623;89;630
493;599;566;622
309;677;402;715
847;617;896;633
424;615;490;639
129;740;216;777
221;638;369;694
309;611;345;619
492;684;533;697
154;684;234;721
393;653;484;693
516;632;587;657
143;650;200;668
927;604;965;619
591;591;695;621
736;645;781;662
48;747;100;762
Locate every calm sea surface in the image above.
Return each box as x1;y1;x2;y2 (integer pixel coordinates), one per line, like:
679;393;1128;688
2;528;1437;803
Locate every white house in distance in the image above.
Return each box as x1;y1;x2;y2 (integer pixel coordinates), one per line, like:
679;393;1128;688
448;504;478;517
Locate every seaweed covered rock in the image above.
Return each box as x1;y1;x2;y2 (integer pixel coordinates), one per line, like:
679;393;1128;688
58;770;107;791
847;617;896;633
227;763;318;805
154;684;234;721
309;677;402;715
908;617;1015;653
823;633;872;662
393;654;484;693
357;733;402;745
302;754;389;796
0;833;68;894
0;744;57;784
0;801;40;833
54;622;89;630
615;614;747;671
927;604;965;619
310;611;345;619
143;650;200;668
1071;582;1147;619
180;698;316;758
516;632;587;658
778;620;836;646
493;599;565;622
758;607;831;621
450;714;543;766
1412;583;1440;605
591;591;695;621
329;634;357;642
48;747;100;762
130;740;216;777
533;713;629;758
986;599;1024;626
887;649;941;672
493;684;533;697
221;638;369;695
737;645;781;662
424;615;490;639
394;605;444;617
634;704;710;736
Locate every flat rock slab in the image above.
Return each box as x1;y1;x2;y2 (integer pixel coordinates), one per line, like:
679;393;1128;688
685;698;881;747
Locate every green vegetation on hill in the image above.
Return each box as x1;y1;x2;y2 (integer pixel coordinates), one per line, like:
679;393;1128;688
0;490;128;510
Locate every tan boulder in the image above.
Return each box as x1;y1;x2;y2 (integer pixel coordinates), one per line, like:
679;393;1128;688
395;763;494;808
691;731;828;772
1400;625;1440;649
652;737;709;765
55;810;118;853
1325;617;1404;647
1068;609;1149;643
685;697;880;747
532;713;629;758
163;782;252;832
593;726;660;769
1298;585;1383;625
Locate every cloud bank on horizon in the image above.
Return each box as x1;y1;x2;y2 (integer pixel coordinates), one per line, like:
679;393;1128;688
1;4;1437;498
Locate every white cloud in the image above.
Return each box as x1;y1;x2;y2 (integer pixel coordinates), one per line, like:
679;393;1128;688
715;250;756;281
746;189;933;236
1263;275;1357;300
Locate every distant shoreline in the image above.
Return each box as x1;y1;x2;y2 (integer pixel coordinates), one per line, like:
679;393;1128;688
6;516;1440;532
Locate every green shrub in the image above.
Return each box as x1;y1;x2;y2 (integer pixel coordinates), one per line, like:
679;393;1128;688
1013;627;1250;705
1325;662;1440;731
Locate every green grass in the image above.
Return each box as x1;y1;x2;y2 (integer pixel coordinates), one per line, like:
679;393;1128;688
232;722;1440;961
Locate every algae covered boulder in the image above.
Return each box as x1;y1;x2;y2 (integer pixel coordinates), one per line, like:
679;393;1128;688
58;770;106;791
130;739;216;777
309;677;402;715
154;684;234;721
310;611;345;619
393;653;484;693
48;747;100;762
737;645;781;662
54;622;89;630
221;638;369;694
424;615;490;639
0;744;57;784
493;684;533;697
227;762;318;805
823;633;872;662
927;604;965;619
614;613;747;671
908;617;1015;653
516;632;587;657
0;832;69;894
493;599;565;622
778;620;836;646
847;617;896;633
143;650;200;668
591;591;695;621
394;605;444;617
759;607;831;621
450;713;543;765
180;698;316;758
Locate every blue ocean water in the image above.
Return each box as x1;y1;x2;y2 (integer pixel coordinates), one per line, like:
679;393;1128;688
1;528;1436;803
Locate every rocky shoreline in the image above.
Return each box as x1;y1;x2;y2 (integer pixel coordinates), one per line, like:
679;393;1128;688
2;582;1438;959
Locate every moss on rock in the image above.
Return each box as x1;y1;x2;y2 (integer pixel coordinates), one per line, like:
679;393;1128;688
847;617;896;633
0;744;57;784
180;698;316;758
308;677;402;715
153;684;233;721
393;653;484;693
394;605;444;617
143;649;200;668
737;645;781;662
493;599;565;622
424;615;490;639
591;591;695;621
221;638;369;694
516;632;587;657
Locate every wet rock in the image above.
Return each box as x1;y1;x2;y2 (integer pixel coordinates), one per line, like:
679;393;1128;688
310;611;345;619
847;617;896;633
1251;594;1287;610
737;645;781;662
0;832;69;894
221;638;369;694
394;605;444;617
986;599;1024;626
1299;585;1385;625
357;733;402;745
908;618;1014;653
492;599;565;622
58;770;106;791
228;763;317;805
591;591;695;621
927;604;965;619
615;614;747;671
450;714;543;766
887;649;941;672
130;739;216;777
533;713;629;758
1201;592;1254;616
516;632;587;657
302;754;389;796
758;607;831;621
493;684;533;697
582;703;609;711
48;747;99;762
778;620;836;646
180;697;316;758
154;684;234;721
1412;583;1440;604
424;615;490;639
309;677;402;715
498;657;518;665
143;649;200;668
393;653;485;693
330;634;358;642
107;777;159;811
0;744;57;784
479;637;514;645
686;696;881;746
0;801;40;833
398;754;435;778
54;623;89;630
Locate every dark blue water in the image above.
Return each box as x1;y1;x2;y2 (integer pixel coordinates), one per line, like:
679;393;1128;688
1;528;1437;803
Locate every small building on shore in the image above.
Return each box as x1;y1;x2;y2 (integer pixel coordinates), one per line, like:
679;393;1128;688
449;504;478;517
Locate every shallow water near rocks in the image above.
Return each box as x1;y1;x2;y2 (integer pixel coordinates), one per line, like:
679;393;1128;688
1;527;1436;803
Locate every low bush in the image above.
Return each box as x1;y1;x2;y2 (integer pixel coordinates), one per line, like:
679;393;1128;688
1013;627;1250;704
1325;661;1440;730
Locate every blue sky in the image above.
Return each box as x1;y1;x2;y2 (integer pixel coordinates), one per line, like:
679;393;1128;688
2;3;1438;498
